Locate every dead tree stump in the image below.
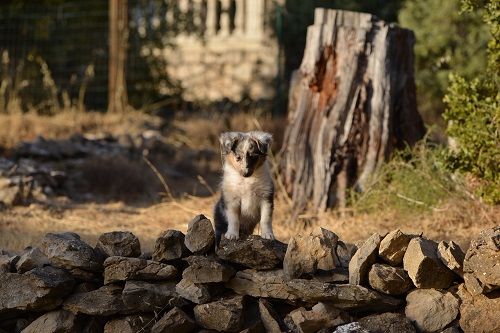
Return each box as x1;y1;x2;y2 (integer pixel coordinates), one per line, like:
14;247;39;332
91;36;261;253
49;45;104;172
280;9;424;216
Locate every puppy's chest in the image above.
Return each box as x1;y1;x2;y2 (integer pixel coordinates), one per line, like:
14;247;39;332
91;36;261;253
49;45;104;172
223;175;269;216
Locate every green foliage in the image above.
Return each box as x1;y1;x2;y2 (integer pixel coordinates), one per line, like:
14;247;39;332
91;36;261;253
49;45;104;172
442;0;499;204
351;143;460;214
399;0;490;126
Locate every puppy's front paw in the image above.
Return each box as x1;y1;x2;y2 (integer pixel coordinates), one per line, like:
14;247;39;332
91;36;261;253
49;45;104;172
261;232;275;240
225;230;240;240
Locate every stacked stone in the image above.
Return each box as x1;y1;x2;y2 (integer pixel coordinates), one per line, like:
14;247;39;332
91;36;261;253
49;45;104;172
0;216;498;333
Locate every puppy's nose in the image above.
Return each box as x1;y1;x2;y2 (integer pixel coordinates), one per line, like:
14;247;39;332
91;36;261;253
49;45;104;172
242;170;252;177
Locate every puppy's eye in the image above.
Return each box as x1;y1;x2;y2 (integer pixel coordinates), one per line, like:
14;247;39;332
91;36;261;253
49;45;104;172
236;156;242;162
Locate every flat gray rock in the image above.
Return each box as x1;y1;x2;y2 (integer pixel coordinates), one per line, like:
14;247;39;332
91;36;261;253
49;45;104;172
403;237;455;289
349;233;382;285
182;255;235;283
151;307;197;333
63;285;126;316
193;295;245;332
217;235;287;270
152;230;190;262
283;227;339;279
405;289;459;333
0;266;74;316
41;232;103;273
95;231;141;258
103;256;177;284
122;280;185;313
379;230;413;265
368;263;413;295
184;214;215;254
20;310;76;333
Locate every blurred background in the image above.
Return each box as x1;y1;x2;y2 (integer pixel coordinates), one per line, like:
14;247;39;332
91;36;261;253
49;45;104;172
0;0;497;251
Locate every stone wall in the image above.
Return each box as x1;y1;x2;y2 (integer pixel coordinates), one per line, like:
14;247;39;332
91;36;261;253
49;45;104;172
162;0;278;102
0;215;498;333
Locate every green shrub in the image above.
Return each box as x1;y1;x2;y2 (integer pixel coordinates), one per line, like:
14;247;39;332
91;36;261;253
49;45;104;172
443;0;499;204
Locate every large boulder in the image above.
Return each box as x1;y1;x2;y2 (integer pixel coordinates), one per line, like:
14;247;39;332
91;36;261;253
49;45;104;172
403;237;455;289
63;285;126;316
283;227;339;279
405;289;459;333
103;256;177;284
182;255;235;283
41;232;103;274
368;264;413;295
358;312;416;333
95;231;141;258
463;227;499;294
184;215;215;254
193;296;245;332
152;230;190;262
379;230;413;266
349;233;382;285
217;235;287;270
151;307;197;333
0;266;74;316
122;280;185;313
458;285;500;333
20;310;76;333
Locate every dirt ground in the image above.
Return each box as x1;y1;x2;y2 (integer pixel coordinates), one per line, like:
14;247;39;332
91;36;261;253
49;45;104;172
0;111;498;252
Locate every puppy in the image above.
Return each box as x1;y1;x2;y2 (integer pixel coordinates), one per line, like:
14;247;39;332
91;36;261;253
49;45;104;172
214;131;275;244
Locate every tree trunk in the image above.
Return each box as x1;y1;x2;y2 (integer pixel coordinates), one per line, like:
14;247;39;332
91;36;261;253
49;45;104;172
108;0;128;113
280;9;424;217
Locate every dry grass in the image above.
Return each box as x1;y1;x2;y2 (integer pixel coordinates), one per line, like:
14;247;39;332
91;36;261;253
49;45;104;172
0;111;498;252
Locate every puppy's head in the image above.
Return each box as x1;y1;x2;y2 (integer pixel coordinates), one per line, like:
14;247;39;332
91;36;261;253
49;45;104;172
220;131;272;177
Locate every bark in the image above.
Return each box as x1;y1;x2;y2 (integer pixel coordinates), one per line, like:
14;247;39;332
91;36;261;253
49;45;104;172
281;9;424;216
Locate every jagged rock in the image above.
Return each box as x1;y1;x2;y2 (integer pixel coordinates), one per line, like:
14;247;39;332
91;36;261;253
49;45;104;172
194;296;245;332
311;302;351;328
283;227;339;279
152;230;190;262
284;307;329;333
333;322;369;333
104;315;155;333
227;269;402;311
20;310;76;333
403;237;455;289
405;289;459;333
336;241;357;268
175;278;212;304
217;235;287;270
0;254;11;273
122;281;185;313
312;268;349;283
463;227;499;293
151;307;197;333
368;264;413;295
95;231;141;258
0;266;74;316
63;285;126;316
379;230;413;266
258;299;282;333
103;256;177;284
437;240;465;277
16;247;49;273
184;215;215;254
458;285;500;333
182;256;236;283
41;232;103;273
358;312;416;333
463;273;493;295
349;233;382;285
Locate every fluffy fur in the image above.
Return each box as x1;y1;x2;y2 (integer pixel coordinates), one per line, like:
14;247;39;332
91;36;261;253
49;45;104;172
214;131;275;244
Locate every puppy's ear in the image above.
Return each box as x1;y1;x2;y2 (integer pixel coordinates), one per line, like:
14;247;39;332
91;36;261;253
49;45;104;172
250;131;273;155
219;132;242;155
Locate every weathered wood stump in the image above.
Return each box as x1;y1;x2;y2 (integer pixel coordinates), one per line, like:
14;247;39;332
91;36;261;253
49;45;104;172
281;9;424;216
